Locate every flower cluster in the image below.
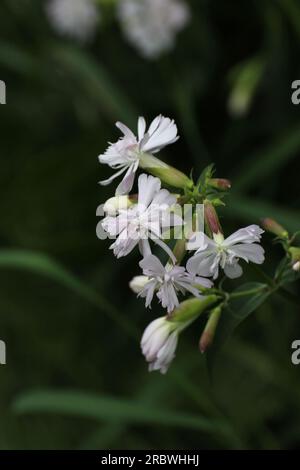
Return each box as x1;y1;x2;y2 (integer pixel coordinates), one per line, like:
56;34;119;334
46;0;190;57
98;115;265;374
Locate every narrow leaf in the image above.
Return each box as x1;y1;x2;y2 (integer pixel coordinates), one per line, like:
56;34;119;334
14;390;221;434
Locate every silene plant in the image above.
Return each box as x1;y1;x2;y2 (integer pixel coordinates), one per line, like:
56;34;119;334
98;115;300;374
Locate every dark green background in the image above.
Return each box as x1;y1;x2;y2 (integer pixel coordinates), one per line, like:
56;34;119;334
0;0;300;449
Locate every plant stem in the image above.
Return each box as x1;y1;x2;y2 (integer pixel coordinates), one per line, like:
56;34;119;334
229;286;266;299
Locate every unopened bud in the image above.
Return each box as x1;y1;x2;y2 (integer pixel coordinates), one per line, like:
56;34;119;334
204;200;223;236
208;178;231;191
289;247;300;272
170;295;218;324
293;261;300;272
129;275;149;294
261;218;289;239
199;305;222;353
103;195;135;216
139;152;193;190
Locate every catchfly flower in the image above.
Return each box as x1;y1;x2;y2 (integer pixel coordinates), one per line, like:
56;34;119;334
99;115;179;195
137;255;213;313
141;316;181;373
46;0;100;42
101;174;181;259
117;0;190;59
187;225;265;280
96;113;292;376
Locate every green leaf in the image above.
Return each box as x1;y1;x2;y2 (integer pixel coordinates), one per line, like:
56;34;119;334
14;390;221;434
196;163;215;187
207;283;270;371
0;249;137;338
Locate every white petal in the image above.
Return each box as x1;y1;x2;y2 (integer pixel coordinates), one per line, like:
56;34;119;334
99;166;128;186
229;243;265;264
115;163;136;195
139;254;165;277
142;116;179;153
223;225;264;246
138;116;146;141
224;262;243;279
141;317;165;348
138;174;161;209
157;282;179;313
186;232;214;252
115;121;136;140
139;239;152;257
186;252;217;278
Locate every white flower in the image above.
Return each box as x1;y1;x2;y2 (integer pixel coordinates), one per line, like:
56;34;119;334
138;255;213;313
102;174;182;259
141;316;181;373
46;0;100;42
187;225;265;280
117;0;190;59
99;115;178;195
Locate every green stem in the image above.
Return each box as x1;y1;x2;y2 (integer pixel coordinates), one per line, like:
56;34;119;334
229;286;266;299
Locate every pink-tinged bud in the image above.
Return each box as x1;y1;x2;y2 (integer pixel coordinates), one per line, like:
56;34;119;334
204;201;223;236
199;305;222;353
208;178;232;191
261;218;289;239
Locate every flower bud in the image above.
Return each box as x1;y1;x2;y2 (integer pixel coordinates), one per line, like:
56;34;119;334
261;218;289;239
141;295;218;374
199;305;222;353
139;152;193;190
141;316;179;374
103;195;134;216
289;247;300;272
170;295;218;324
204;200;223;236
208;178;231;191
129;275;149;294
227;56;264;118
293;261;300;272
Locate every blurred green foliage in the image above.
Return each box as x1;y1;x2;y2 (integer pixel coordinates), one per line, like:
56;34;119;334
0;0;300;450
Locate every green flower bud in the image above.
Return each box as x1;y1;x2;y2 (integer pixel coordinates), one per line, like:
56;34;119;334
139;152;193;190
170;295;218;325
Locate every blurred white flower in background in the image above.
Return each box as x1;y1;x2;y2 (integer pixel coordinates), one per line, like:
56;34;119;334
117;0;190;59
46;0;100;42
